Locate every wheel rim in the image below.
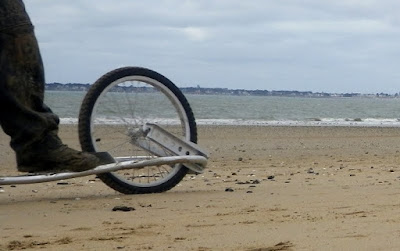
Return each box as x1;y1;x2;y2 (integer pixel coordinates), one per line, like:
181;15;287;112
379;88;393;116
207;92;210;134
89;75;191;187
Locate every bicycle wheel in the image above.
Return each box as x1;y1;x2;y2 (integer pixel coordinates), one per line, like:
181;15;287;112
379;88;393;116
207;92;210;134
78;67;197;194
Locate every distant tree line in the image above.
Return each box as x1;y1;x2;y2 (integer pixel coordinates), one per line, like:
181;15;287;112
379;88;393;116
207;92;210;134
45;83;397;98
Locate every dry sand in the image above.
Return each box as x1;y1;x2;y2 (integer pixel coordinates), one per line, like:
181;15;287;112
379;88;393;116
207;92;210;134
1;125;400;250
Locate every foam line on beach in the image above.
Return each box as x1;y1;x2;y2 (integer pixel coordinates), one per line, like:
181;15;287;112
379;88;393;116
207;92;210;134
59;117;400;127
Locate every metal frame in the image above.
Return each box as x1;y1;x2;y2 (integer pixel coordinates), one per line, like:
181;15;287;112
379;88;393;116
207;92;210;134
131;123;209;173
0;155;207;185
0;122;209;186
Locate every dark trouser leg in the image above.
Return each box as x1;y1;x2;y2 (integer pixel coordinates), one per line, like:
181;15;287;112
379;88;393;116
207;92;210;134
0;1;114;172
0;27;113;172
0;25;62;155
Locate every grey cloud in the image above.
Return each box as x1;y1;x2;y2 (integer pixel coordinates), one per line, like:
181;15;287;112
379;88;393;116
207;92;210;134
25;0;400;93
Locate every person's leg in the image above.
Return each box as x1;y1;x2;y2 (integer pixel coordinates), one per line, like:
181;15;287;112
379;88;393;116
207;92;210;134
0;0;52;150
0;1;114;172
0;24;60;152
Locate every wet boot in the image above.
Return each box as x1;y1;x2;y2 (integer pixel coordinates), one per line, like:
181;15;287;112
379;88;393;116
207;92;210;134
16;132;115;173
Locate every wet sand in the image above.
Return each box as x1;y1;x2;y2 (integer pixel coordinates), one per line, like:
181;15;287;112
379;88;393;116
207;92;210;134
1;125;400;250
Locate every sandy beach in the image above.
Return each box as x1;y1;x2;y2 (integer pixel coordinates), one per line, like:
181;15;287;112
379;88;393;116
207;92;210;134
1;125;400;250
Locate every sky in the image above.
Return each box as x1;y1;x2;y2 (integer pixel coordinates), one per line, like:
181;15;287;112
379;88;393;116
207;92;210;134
25;0;400;94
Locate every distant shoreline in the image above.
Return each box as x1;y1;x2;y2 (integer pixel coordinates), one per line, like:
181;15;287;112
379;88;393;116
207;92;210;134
45;83;398;98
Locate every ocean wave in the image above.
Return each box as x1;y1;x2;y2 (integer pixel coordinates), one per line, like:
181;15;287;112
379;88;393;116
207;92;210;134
59;117;400;127
195;118;400;127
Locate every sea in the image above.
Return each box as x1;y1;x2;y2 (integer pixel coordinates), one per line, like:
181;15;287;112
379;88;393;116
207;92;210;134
44;91;400;127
